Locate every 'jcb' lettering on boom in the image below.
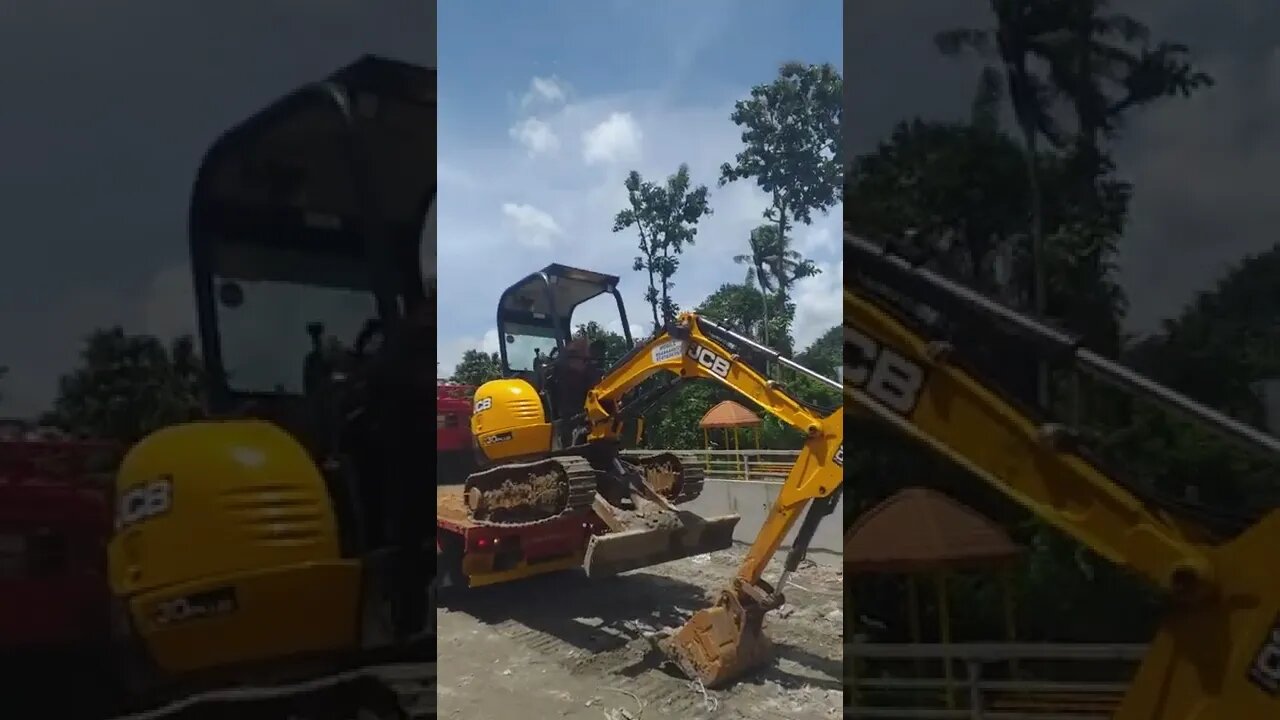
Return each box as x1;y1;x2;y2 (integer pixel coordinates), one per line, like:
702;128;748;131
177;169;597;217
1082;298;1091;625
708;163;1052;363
845;325;925;415
687;343;731;379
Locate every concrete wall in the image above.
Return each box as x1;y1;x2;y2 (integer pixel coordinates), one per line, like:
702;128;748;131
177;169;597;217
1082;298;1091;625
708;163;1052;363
681;477;843;566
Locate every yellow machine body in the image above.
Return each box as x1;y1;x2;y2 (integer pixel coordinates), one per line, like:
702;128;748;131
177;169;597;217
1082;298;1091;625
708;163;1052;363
470;377;553;462
107;419;361;676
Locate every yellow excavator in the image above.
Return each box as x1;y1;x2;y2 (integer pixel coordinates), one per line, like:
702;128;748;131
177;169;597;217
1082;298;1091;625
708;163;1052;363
843;231;1280;718
105;56;438;718
455;263;845;687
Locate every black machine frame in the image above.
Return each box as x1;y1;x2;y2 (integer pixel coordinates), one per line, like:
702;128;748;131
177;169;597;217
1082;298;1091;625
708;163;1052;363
494;263;634;375
188;55;436;414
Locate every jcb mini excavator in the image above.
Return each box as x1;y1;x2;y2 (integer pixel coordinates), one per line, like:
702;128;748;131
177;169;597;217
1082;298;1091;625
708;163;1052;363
105;56;437;718
844;231;1280;718
456;263;845;687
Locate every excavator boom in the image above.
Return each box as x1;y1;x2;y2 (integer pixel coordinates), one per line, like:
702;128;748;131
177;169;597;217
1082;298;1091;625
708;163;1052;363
844;231;1280;719
579;312;845;687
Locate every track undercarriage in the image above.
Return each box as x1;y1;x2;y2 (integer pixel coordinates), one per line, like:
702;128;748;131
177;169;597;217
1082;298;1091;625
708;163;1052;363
462;452;707;526
461;450;736;577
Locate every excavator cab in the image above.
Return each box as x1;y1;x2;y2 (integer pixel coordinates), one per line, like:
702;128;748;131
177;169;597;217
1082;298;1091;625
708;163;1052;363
497;264;633;408
108;55;436;704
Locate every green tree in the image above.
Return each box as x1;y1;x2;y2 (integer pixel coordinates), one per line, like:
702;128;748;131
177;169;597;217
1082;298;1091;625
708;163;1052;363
847;119;1129;404
613;164;713;329
43;327;204;443
696;281;793;355
795;325;840;379
450;349;503;387
573;321;630;368
1104;244;1280;520
720;62;841;347
936;0;1213;406
731;225;818;350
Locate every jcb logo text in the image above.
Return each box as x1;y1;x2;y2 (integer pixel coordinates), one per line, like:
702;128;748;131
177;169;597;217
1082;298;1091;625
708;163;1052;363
117;477;172;530
688;343;731;379
845;325;926;415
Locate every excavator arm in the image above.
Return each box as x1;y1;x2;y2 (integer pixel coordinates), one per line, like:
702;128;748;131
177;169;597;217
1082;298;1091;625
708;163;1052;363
590;314;846;688
588;313;844;581
844;232;1280;719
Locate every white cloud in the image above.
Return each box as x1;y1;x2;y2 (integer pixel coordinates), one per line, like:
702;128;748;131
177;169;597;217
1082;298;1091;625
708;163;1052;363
438;328;501;380
143;264;196;340
582;112;643;166
500;202;563;249
1117;48;1280;331
791;259;842;350
521;75;568;109
795;224;836;256
439;82;842;379
509;116;560;157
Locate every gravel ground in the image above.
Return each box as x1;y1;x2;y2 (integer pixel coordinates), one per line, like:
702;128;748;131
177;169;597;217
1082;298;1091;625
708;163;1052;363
437;547;844;719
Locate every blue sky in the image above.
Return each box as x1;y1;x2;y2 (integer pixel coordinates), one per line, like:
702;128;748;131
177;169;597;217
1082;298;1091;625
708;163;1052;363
436;0;843;373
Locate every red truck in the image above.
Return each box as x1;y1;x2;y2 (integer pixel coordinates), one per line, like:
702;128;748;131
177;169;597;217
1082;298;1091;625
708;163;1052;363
0;421;120;716
0;422;114;654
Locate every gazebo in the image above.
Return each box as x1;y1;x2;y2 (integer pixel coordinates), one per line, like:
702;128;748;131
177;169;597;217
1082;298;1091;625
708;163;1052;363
699;400;761;473
844;487;1024;708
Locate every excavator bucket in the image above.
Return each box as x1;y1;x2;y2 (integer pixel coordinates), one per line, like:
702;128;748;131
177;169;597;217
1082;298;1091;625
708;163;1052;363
582;512;740;578
659;590;774;688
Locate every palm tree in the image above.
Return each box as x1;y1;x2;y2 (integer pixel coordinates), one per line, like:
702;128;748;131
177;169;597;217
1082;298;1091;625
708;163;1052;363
734;226;777;346
936;0;1215;427
733;224;820;348
936;0;1068;409
935;0;1211;409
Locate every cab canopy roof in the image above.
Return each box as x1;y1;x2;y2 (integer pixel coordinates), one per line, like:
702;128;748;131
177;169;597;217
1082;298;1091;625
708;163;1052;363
189;54;435;291
498;263;621;321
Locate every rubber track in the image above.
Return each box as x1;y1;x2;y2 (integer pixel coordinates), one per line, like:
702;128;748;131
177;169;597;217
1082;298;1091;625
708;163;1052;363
463;455;597;529
485;620;791;720
635;454;706;505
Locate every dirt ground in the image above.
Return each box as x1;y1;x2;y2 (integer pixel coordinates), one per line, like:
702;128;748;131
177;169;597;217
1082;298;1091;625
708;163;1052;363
437;547;844;719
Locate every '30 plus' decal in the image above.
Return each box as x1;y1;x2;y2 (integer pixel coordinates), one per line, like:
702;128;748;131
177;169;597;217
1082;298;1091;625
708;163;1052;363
845;325;926;415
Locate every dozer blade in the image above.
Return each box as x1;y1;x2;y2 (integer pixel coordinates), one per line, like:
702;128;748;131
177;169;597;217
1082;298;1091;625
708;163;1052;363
582;513;739;578
660;589;774;689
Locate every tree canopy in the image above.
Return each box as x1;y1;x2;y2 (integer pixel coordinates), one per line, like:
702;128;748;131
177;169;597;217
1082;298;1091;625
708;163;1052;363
43;327;204;443
450;349;503;387
843;2;1254;647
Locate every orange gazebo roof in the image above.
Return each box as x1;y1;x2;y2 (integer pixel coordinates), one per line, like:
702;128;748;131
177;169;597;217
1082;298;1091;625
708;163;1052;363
699;400;761;429
844;487;1023;574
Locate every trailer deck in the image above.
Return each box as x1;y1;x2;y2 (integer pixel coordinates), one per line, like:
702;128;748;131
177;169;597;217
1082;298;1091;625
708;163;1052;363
436;485;608;588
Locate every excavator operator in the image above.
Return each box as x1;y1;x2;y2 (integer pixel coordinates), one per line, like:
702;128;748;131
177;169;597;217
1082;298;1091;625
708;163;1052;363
364;301;433;639
297;308;431;641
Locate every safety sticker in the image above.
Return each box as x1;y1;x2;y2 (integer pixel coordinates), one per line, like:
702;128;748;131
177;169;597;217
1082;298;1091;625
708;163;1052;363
650;339;684;364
